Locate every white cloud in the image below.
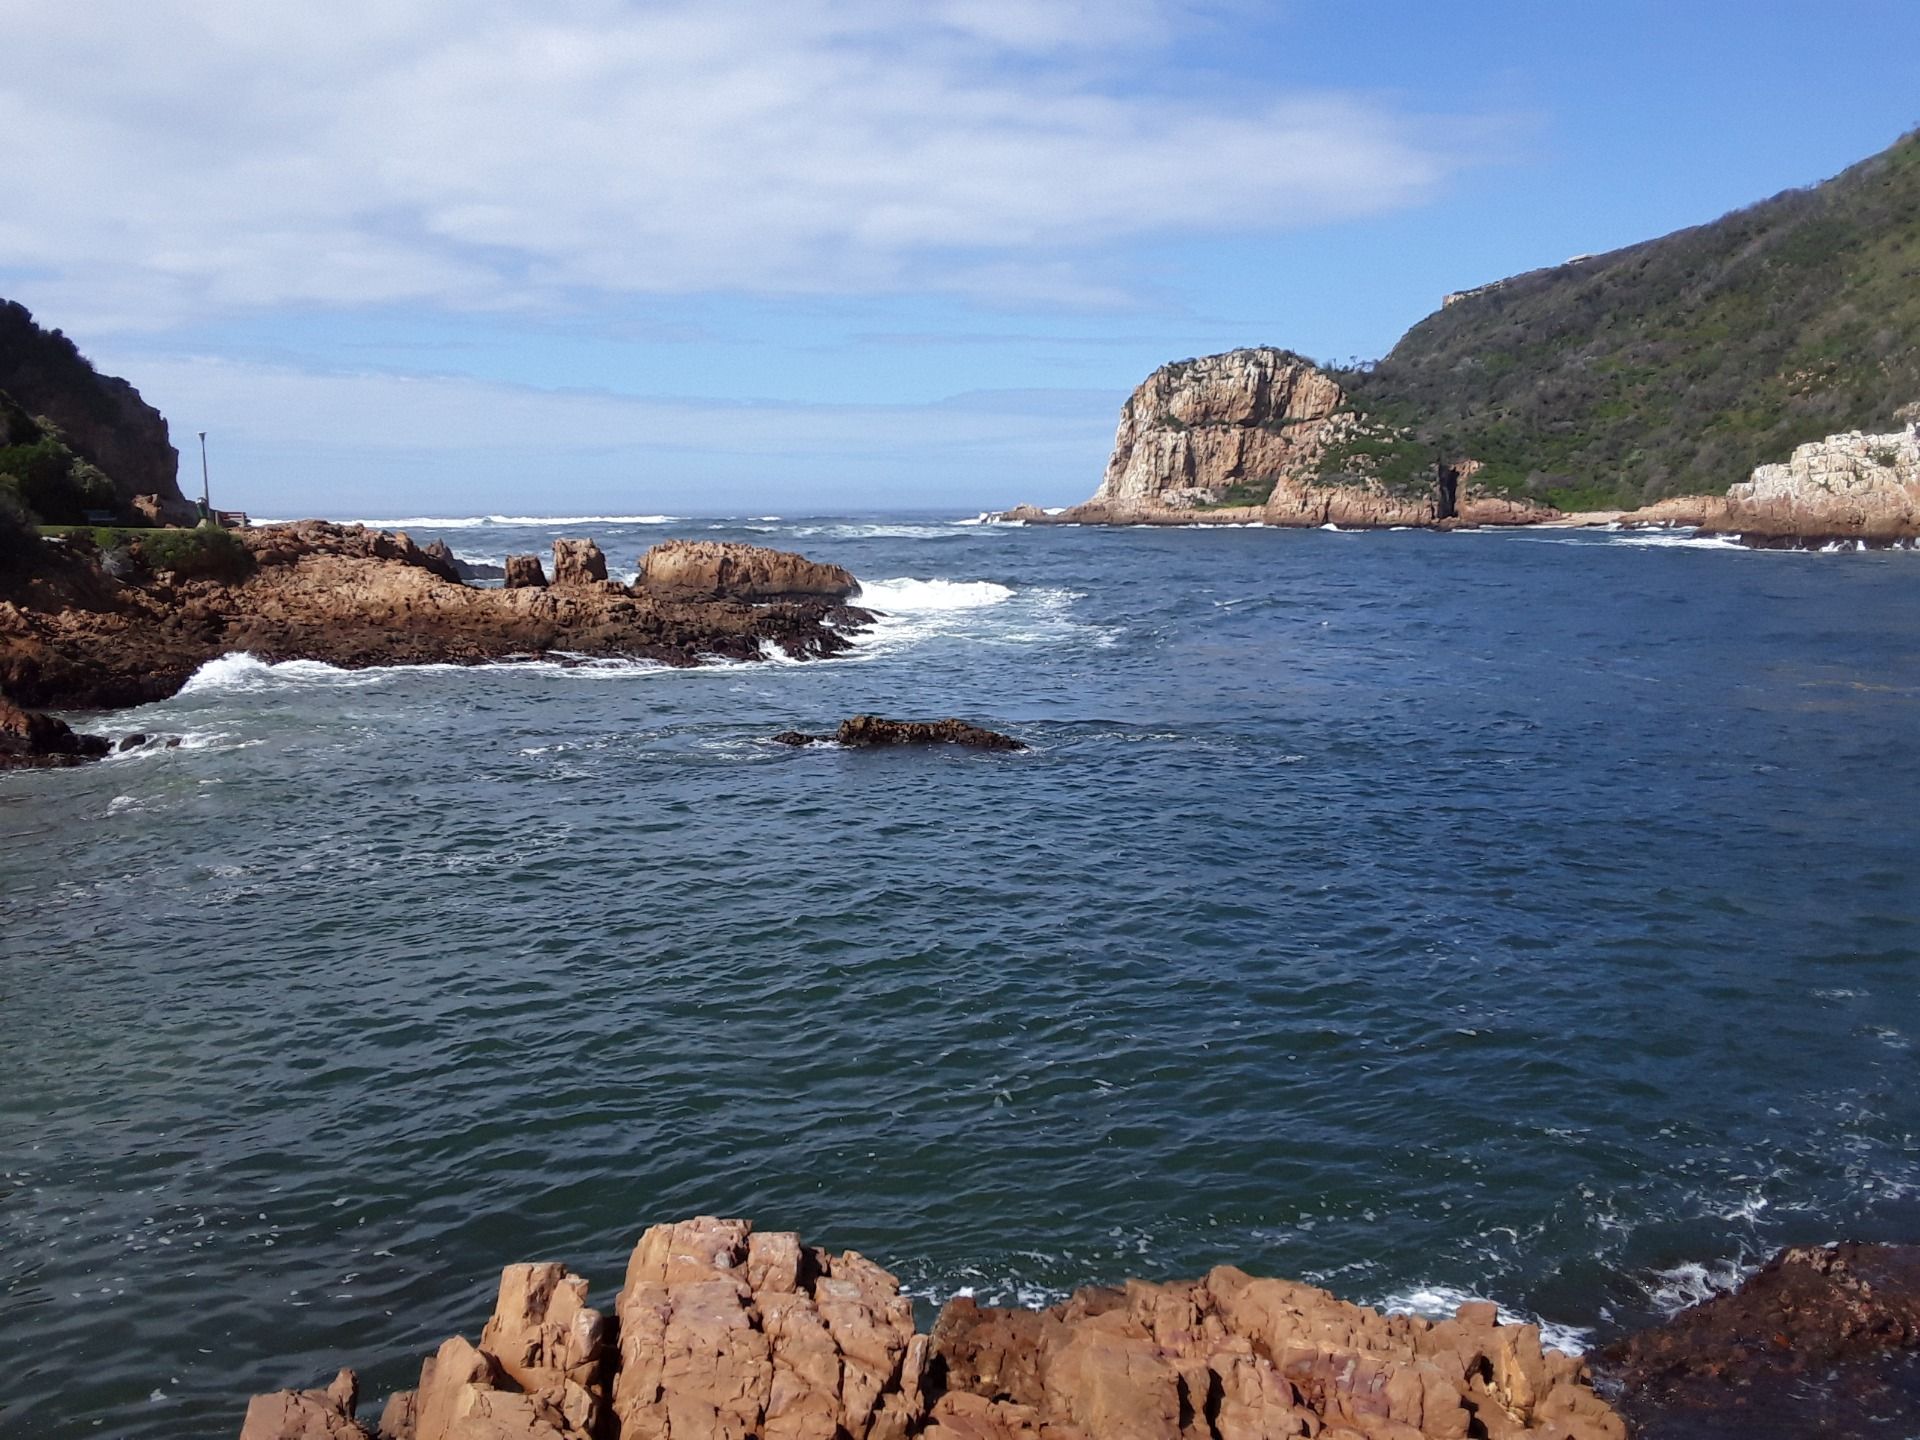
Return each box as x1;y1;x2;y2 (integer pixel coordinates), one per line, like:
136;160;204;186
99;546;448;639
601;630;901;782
1;0;1474;331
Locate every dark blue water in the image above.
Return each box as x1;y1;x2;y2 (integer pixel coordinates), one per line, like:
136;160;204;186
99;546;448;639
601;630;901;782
3;515;1917;1438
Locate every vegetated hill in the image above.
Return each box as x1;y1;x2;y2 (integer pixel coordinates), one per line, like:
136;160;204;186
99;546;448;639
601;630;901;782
1334;129;1920;510
0;300;187;524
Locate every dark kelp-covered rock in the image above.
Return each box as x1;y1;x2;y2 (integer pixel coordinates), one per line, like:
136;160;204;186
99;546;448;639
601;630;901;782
0;694;109;768
1596;1241;1920;1439
774;715;1027;751
237;1215;1623;1440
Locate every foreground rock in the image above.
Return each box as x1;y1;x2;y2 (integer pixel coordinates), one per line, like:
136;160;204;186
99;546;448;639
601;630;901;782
639;538;858;601
773;716;1027;751
0;528;870;712
237;1215;1622;1440
1596;1242;1920;1439
1703;419;1920;544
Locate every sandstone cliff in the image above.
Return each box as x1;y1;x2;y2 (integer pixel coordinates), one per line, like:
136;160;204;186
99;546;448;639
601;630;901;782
237;1214;1625;1440
1020;348;1552;530
0;300;191;522
1703;418;1920;542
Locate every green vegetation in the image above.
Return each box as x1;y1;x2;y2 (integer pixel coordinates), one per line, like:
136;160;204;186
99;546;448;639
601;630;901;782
41;523;254;582
1335;130;1920;507
0;392;122;524
1202;476;1280;508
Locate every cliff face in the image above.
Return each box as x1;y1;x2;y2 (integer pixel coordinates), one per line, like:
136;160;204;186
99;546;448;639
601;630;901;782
1706;418;1920;541
0;300;189;521
1094;348;1351;509
1038;347;1548;529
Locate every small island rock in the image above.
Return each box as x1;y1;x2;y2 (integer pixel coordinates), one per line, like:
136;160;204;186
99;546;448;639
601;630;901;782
639;538;856;601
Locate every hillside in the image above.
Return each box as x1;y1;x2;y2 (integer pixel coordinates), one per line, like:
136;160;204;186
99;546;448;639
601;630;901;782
0;300;189;525
1338;130;1920;509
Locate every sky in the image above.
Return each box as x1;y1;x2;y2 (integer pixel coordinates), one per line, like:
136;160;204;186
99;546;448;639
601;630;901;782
2;1;1916;518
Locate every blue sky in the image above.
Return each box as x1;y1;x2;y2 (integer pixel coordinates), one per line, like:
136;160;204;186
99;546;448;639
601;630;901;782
2;0;1915;516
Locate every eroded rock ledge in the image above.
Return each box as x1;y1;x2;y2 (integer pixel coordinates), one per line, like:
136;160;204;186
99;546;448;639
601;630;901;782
238;1215;1624;1440
0;527;871;713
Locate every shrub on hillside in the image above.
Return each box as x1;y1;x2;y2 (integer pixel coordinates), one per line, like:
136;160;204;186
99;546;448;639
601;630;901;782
135;525;254;583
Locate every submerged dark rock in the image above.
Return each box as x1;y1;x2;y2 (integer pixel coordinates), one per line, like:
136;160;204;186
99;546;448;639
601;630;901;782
774;715;1027;751
1596;1241;1920;1439
0;695;109;768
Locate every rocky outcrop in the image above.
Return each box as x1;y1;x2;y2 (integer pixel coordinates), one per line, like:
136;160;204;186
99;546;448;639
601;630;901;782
0;526;871;712
927;1272;1622;1440
1000;349;1557;531
1704;421;1920;542
0;299;191;521
773;716;1027;751
1596;1242;1920;1439
1095;349;1351;510
639;539;858;601
238;1216;1623;1440
0;694;110;768
551;540;609;589
1613;495;1731;529
504;555;549;589
239;1369;368;1440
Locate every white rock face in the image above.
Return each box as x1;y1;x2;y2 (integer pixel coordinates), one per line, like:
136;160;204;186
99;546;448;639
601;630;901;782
1719;422;1920;538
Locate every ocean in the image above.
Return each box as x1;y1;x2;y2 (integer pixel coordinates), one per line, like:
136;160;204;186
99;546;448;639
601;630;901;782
2;514;1917;1437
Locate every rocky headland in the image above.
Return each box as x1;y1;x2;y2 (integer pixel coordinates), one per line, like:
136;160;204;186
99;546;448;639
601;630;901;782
993;130;1920;546
0;525;871;718
996;349;1555;533
237;1214;1628;1440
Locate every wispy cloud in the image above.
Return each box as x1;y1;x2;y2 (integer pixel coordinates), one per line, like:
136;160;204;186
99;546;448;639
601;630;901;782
2;0;1477;331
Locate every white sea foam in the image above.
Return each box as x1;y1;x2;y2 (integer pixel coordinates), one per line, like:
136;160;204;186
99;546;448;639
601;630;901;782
849;575;1119;658
856;577;1015;611
1374;1284;1593;1356
1645;1259;1750;1315
755;638;807;665
1609;530;1749;551
180;654;380;693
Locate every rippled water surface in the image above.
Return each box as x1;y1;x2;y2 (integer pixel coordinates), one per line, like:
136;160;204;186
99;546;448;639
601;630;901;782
4;515;1918;1437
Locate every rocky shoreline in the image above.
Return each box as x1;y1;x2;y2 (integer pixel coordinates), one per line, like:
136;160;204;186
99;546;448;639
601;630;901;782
235;1218;1920;1440
0;526;870;728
